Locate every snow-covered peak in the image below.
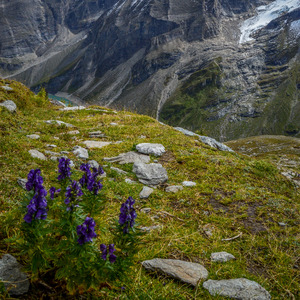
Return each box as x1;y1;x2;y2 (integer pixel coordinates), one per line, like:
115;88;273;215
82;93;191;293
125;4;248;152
239;0;300;43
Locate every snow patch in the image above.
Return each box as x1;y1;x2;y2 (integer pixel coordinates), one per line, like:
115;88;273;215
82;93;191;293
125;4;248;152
240;0;300;43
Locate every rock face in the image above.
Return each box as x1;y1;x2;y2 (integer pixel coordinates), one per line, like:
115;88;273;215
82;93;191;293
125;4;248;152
203;278;271;300
0;100;17;112
0;254;30;296
133;162;168;185
142;258;208;287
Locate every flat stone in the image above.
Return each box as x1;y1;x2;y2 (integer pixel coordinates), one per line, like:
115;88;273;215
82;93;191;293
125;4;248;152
89;131;106;138
104;151;150;164
17;178;27;190
45;150;59;156
0;254;30;296
60;106;86;111
211;252;236;262
203;278;271;300
73;146;89;159
88;160;99;169
111;166;128;175
142;259;208;287
110;122;118;126
140;186;154;199
165;185;183;193
45;120;74;127
28;149;46;160
0;100;17;112
136;143;166;156
278;222;287;227
182;181;196;187
125;178;137;184
83;140;111;149
140;225;162;232
26;134;40;140
1;86;13;91
60;151;69;154
68;130;80;135
133;162;168;186
46;144;57;148
141;208;151;213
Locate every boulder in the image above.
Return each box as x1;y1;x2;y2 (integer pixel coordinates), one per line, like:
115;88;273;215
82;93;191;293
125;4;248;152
28;149;46;160
104;151;150;164
133;162;168;185
0;100;17;113
136;143;166;156
142;258;208;286
139;186;154;199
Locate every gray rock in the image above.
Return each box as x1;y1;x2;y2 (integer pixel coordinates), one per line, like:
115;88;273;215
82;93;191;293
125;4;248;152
60;151;69;154
60;106;86;111
26;134;40;139
133;162;168;186
140;225;162;232
125;178;137;184
1;86;13;91
17;178;27;190
83;140;111;149
0;254;29;296
45;150;59;156
141;207;151;213
140;186;154;199
45;120;74;127
182;181;196;187
111;166;128;175
73;146;89;159
46;144;57;148
136;143;166;156
142;259;208;287
203;278;271;300
174;127;234;152
0;100;17;113
28;149;46;160
50;156;58;162
89;131;106;138
165;185;183;193
104;151;150;164
278;222;287;227
68;130;80;135
110;122;118;126
88;160;99;169
211;252;236;262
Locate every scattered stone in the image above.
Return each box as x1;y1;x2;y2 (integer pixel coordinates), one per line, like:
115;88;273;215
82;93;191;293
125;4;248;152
111;166;128;175
278;222;287;227
140;186;154;199
0;254;30;296
1;85;13;91
17;178;27;190
83;141;111;149
53;137;60;140
89;131;106;138
140;208;151;214
142;259;208;287
68;130;80;135
165;185;183;193
88;160;99;169
60;151;69;155
203;278;271;300
104;151;150;164
110;122;118;126
139;135;146;139
174;127;234;152
45;120;74;127
182;181;196;187
50;156;58;162
28;149;46;160
60;106;86;111
26;134;40;140
50;99;66;107
0;100;17;113
136;143;166;156
125;178;137;184
133;162;168;186
140;225;162;232
45;150;59;156
151;215;160;221
73;146;89;159
211;252;236;262
153;159;158;163
46;144;57;148
114;141;123;144
203;224;215;237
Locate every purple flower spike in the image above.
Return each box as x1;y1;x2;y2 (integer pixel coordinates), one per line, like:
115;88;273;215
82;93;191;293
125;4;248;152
65;180;83;211
79;163;104;195
49;187;61;200
119;197;137;233
100;243;117;263
26;169;43;192
77;217;97;245
58;157;71;181
100;244;107;260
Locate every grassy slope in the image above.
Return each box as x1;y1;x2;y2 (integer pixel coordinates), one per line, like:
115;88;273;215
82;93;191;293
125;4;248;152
0;79;299;299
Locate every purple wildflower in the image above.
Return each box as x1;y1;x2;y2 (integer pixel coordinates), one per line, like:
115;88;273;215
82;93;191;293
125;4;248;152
58;157;71;181
100;244;107;260
119;196;137;233
100;243;116;263
76;217;97;245
26;169;43;192
79;164;104;195
65;180;83;211
49;187;61;200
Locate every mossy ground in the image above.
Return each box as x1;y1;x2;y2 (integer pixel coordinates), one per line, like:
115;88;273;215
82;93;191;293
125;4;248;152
0;80;299;299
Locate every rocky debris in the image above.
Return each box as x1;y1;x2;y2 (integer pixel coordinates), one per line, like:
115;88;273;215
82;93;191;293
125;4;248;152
89;131;106;138
139;186;154;199
140;207;151;214
136;143;166;156
104;151;150;164
174;127;234;152
211;252;235;262
165;185;183;193
60;151;69;154
17;178;27;190
182;181;196;187
45;150;59;156
50;99;66;107
140;225;162;232
68;130;80;135
111;166;128;175
45;120;74;127
281;171;300;187
26;134;40;139
28;149;46;160
142;259;208;287
60;106;85;111
46;144;57;148
73;146;89;159
0;100;17;113
133;162;168;186
1;85;13;91
83;140;111;149
125;178;136;184
0;254;30;296
203;278;271;300
88;160;99;169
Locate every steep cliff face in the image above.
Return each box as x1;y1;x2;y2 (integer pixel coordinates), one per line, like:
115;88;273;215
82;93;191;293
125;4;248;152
0;0;299;141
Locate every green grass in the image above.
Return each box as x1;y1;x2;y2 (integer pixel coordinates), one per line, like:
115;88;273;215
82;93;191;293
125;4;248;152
0;79;299;299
